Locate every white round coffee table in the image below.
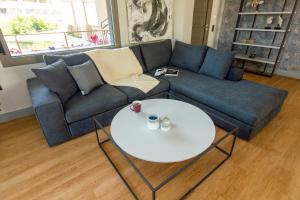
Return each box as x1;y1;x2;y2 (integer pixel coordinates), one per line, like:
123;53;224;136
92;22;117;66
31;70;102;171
111;99;215;163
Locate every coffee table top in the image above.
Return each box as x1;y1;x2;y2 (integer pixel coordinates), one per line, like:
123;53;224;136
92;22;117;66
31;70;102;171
111;99;215;163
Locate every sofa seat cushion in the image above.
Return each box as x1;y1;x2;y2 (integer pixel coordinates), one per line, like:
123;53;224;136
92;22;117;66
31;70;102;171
116;77;169;102
155;68;287;126
64;85;128;123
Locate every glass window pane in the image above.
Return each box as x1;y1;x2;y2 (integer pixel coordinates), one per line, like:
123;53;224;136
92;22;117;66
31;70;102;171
0;0;114;56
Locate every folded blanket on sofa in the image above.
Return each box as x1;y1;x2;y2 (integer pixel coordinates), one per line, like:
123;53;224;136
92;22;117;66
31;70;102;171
85;47;159;93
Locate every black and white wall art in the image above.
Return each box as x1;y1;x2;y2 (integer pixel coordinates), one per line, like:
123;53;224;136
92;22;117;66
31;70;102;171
127;0;173;43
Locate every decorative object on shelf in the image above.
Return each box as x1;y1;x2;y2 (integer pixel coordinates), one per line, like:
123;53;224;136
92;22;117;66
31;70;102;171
248;38;256;44
274;16;283;30
240;38;256;44
247;0;264;8
240;38;247;43
231;0;298;77
127;0;173;43
265;16;273;29
249;53;256;58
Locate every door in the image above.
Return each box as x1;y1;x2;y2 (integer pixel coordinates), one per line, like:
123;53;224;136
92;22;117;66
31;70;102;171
191;0;213;45
207;0;225;48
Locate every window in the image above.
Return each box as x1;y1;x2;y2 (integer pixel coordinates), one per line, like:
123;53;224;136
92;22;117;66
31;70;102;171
0;0;120;67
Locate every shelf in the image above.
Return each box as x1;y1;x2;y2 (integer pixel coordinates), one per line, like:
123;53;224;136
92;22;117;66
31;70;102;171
235;54;276;65
238;11;293;15
232;0;297;77
235;28;286;33
233;42;280;49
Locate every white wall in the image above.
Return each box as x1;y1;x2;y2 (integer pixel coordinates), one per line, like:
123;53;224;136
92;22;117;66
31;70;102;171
118;0;195;46
0;62;40;115
207;0;225;48
173;0;194;43
0;0;195;119
117;0;129;46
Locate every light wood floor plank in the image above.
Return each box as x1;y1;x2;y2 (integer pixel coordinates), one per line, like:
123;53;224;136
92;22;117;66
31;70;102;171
1;73;299;200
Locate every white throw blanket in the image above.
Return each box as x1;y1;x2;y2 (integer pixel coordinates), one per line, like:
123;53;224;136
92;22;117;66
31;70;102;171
85;47;159;93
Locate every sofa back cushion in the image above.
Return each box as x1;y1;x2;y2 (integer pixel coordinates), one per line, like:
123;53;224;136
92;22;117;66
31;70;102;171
67;60;104;95
227;67;244;81
140;39;172;71
169;41;208;72
199;48;234;80
129;45;147;72
43;53;90;66
32;59;78;103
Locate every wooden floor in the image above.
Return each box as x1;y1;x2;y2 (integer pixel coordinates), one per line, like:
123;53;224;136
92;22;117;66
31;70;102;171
1;73;300;200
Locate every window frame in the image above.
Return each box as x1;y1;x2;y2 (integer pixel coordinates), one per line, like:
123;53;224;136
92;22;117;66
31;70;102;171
0;0;120;67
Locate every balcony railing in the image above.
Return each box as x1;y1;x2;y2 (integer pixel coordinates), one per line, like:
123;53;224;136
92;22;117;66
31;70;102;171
3;29;111;56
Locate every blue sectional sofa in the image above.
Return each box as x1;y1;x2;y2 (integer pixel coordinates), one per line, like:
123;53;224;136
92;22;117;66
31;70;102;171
27;39;287;146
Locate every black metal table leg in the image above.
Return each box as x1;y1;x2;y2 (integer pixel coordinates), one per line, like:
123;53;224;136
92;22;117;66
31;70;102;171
94;116;238;200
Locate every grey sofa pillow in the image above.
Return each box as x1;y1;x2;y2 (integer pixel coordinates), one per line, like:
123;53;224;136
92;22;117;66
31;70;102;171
32;59;78;103
140;39;172;71
43;53;90;66
227;67;244;81
169;41;208;72
67;60;104;95
199;48;234;80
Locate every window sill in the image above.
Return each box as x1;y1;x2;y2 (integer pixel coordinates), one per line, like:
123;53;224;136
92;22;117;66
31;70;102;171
0;44;118;67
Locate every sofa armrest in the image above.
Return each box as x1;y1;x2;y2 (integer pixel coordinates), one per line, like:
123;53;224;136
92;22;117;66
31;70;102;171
27;78;71;146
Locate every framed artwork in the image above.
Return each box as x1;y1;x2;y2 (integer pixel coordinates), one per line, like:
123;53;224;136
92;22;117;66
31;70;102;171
127;0;173;43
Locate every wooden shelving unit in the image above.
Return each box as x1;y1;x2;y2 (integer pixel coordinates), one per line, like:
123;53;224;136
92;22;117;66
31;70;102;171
231;0;298;77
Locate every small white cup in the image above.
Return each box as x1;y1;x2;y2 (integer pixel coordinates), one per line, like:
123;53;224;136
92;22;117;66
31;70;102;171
161;117;171;132
147;114;160;130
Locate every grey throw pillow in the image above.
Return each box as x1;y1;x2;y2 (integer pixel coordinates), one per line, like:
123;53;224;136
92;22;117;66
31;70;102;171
67;60;104;95
32;59;78;103
199;48;234;80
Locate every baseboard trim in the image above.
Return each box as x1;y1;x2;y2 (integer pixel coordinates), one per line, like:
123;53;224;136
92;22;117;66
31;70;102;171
0;107;33;123
275;69;300;80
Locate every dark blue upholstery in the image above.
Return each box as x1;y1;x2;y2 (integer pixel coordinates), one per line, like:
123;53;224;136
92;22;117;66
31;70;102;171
116;77;169;102
157;68;287;126
64;85;128;123
43;53;90;66
129;45;147;72
140;39;172;71
169;41;208;72
199;48;234;79
227;67;244;81
169;91;282;140
68;106;124;138
31;59;78;103
27;78;71;146
27;44;288;146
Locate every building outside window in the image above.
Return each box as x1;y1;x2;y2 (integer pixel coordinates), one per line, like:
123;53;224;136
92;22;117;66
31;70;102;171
0;0;116;61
